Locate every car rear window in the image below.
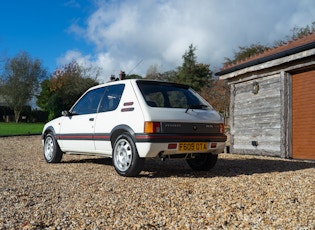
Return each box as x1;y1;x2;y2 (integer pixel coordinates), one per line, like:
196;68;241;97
137;81;210;109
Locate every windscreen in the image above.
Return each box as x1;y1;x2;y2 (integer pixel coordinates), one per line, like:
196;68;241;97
137;81;212;110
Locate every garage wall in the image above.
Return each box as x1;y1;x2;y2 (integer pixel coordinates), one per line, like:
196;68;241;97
292;70;315;160
231;74;282;156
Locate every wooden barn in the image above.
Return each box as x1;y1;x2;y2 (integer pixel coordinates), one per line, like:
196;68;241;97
216;33;315;160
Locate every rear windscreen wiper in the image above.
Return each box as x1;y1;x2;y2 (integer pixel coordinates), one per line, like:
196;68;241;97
185;104;208;113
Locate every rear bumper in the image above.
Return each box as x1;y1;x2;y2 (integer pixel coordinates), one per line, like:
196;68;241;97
136;141;226;158
135;133;227;143
134;133;226;158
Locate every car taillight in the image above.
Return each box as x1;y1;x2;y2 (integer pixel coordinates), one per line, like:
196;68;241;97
144;122;161;133
220;123;225;133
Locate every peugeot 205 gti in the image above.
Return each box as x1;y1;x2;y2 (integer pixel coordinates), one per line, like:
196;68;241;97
42;79;226;177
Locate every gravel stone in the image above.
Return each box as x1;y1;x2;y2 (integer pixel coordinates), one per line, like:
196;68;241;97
0;136;314;229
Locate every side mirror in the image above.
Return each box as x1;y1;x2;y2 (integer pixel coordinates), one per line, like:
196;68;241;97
62;110;70;116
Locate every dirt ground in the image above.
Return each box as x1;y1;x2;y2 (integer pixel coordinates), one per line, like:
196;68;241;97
0;136;314;229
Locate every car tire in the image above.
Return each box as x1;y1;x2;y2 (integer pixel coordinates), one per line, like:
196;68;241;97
186;153;218;171
44;133;63;163
112;133;145;177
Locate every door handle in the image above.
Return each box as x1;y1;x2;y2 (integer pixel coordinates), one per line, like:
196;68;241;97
89;118;94;121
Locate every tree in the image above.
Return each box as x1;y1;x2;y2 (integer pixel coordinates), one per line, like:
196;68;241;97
159;70;177;82
275;21;315;46
37;60;99;120
144;65;176;82
0;51;47;122
288;21;315;40
224;43;269;65
176;44;213;92
201;79;230;123
224;21;315;65
126;74;142;79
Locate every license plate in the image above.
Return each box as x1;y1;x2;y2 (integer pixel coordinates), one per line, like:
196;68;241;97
178;142;208;152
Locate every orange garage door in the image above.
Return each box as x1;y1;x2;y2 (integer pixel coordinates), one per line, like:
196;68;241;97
292;70;315;160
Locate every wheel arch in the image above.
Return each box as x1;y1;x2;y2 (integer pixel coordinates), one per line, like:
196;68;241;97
110;125;136;147
42;126;56;139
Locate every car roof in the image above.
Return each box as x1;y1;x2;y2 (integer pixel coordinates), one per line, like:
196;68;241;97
89;79;190;91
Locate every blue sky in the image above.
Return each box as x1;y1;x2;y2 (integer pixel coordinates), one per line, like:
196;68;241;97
1;0;315;82
0;1;94;73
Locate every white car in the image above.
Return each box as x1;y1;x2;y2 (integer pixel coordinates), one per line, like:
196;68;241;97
42;79;226;176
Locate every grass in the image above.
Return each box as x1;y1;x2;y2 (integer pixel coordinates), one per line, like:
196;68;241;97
0;122;45;136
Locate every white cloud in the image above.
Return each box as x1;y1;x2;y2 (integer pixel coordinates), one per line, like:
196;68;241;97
57;50;92;67
63;0;315;80
64;0;81;8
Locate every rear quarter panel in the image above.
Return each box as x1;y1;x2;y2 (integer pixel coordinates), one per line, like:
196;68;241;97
93;82;146;153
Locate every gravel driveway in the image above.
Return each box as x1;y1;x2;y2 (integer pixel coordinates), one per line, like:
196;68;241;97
0;136;314;229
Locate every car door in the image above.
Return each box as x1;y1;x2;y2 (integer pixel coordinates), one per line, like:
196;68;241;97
58;87;105;153
94;84;125;154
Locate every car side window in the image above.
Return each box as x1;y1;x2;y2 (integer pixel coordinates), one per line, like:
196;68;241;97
99;84;125;112
71;87;105;115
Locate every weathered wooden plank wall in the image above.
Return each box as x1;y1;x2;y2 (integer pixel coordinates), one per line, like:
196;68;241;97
231;74;282;156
